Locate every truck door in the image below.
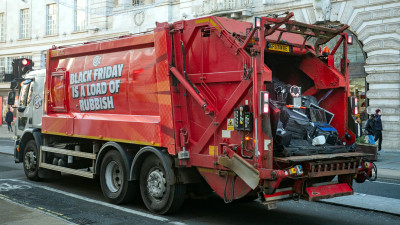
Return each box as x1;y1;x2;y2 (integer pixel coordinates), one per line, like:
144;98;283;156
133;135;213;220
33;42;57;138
31;76;44;128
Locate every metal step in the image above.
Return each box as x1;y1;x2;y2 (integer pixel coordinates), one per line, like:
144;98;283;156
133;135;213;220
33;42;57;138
40;163;94;179
41;146;96;159
39;146;96;179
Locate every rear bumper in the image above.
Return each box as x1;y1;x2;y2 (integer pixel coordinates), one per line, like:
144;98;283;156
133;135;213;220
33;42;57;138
264;188;293;202
261;152;365;204
263;183;353;203
305;183;353;201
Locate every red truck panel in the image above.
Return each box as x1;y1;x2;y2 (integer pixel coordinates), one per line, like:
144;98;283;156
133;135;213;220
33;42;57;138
43;33;173;150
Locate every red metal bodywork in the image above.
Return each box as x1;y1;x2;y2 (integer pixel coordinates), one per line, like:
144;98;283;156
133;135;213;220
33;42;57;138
43;14;362;201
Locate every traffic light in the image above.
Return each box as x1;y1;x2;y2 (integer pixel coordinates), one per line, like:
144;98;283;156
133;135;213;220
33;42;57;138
12;58;34;79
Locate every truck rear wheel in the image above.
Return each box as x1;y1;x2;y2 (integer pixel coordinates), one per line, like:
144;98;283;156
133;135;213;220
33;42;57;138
23;140;40;181
140;154;186;214
100;150;138;204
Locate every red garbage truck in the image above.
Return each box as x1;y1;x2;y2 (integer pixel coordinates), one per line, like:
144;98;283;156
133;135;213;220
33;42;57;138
12;13;373;214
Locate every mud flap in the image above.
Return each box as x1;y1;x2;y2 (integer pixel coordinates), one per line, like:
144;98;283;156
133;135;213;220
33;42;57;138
306;183;353;201
218;154;260;189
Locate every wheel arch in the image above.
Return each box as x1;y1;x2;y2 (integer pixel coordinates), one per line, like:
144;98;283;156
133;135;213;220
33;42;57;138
94;142;132;176
129;146;175;185
17;129;42;163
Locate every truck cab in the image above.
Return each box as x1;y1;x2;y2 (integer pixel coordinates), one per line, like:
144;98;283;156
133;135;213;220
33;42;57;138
13;69;45;166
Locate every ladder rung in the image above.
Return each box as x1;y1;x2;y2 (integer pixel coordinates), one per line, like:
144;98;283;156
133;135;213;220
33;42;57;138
40;163;94;179
41;146;96;159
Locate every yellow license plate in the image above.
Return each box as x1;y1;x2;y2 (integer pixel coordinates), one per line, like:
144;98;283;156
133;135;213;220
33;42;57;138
267;43;291;52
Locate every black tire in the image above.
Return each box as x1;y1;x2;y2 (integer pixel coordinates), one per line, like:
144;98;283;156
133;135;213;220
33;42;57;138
100;150;138;204
23;140;40;181
140;154;186;214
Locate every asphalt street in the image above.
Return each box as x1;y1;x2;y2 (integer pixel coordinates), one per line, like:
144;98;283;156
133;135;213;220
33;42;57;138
1;140;400;225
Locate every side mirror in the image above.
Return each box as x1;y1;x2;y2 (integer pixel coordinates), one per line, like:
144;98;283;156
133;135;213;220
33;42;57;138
23;79;33;85
8;91;16;105
18;106;26;113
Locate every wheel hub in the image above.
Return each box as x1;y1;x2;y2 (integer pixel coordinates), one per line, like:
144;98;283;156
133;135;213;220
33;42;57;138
24;151;36;171
147;169;166;199
105;161;122;193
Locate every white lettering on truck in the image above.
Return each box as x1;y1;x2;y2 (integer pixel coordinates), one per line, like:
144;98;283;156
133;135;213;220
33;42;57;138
71;63;124;112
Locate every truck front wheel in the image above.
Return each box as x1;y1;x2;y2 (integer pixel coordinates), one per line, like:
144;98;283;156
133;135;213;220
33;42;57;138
23;140;40;181
140;154;186;214
100;150;138;204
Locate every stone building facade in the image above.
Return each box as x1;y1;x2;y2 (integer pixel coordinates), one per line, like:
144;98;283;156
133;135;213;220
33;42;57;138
0;0;399;151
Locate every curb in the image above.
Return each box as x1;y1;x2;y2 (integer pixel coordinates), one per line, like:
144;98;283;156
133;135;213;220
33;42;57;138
0;137;13;140
319;199;400;217
0;151;13;156
376;169;400;181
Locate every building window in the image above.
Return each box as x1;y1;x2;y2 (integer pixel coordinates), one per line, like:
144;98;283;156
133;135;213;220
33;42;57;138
132;0;156;6
132;0;143;6
41;51;47;69
0;58;5;80
132;0;155;5
46;4;57;36
74;0;87;31
6;57;16;74
20;8;30;39
0;13;5;42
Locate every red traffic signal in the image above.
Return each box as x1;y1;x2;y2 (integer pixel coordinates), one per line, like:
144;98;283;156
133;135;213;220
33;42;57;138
12;58;34;78
21;58;30;66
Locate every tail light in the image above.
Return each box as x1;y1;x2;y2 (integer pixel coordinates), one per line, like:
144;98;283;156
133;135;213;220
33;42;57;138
260;91;269;114
347;34;353;45
255;17;261;29
354;97;358;115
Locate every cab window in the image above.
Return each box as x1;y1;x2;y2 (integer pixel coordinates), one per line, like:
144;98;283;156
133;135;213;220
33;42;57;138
19;83;31;106
27;82;34;105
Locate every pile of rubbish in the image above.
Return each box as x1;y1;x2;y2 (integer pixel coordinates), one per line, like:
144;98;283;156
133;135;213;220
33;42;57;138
271;80;348;157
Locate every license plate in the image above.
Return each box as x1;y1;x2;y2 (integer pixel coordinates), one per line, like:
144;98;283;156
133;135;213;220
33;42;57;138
267;43;291;52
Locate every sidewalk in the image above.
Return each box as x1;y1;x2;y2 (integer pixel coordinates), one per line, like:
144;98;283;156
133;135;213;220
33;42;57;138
0;124;15;140
374;151;400;181
0;198;73;225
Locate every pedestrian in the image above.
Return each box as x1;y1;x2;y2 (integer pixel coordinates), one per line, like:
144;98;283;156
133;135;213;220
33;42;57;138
364;114;375;145
5;108;14;133
355;116;362;138
374;109;383;151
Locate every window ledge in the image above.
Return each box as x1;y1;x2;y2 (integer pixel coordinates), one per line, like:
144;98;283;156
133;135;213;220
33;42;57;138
17;38;32;41
71;30;88;34
43;34;59;38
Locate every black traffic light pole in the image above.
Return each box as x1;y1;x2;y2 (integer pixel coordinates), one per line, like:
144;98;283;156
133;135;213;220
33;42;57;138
10;58;34;90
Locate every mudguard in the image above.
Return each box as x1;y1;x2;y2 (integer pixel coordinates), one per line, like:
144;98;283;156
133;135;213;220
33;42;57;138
94;142;132;176
129;146;175;185
15;128;42;163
